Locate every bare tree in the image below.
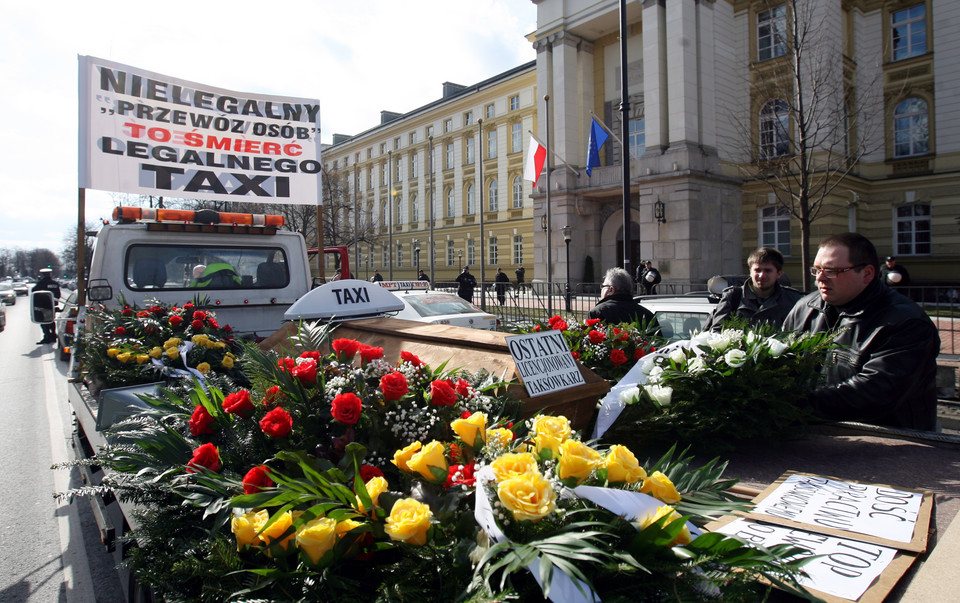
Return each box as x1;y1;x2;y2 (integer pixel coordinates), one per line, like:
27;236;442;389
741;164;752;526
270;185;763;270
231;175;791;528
729;0;885;290
61;222;99;278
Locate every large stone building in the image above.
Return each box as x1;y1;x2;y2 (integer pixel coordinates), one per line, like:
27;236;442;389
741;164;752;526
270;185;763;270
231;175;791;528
323;0;959;289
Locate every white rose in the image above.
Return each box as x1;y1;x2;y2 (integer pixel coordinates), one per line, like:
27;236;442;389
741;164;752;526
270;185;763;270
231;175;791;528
644;384;673;407
669;348;687;365
707;332;734;352
765;338;789;357
724;349;747;368
640;356;659;375
687;357;707;374
647;366;664;383
747;331;759;344
619;386;642;405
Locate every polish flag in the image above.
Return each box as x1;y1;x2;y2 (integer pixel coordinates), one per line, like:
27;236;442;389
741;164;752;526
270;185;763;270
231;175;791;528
523;135;547;187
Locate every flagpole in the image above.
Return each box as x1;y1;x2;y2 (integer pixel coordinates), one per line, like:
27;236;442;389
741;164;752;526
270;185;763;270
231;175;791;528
544;94;553;318
477;118;486;310
619;0;633;277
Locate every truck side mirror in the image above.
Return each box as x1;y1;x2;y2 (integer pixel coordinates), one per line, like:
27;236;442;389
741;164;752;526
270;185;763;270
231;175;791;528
31;291;56;324
87;279;113;302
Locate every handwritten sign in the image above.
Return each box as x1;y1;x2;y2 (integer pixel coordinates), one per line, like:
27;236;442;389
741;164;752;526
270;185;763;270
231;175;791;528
716;519;898;601
751;474;922;544
506;331;584;397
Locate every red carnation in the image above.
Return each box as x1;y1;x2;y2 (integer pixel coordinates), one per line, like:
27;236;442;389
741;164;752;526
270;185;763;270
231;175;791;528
359;464;384;481
291;358;318;386
122;306;133;316
136;311;149;318
331;338;361;362
454;379;473;398
114;326;126;335
299;350;322;361
444;463;477;489
223;389;254;417
610;349;628;366
588;330;606;344
186;442;220;473
585;318;601;327
169;315;183;327
278;357;296;372
331;392;363;425
242;465;274;494
572;351;580;361
634;347;649;359
207;318;220;329
183;302;195;310
358;345;384;364
191;319;205;330
428;379;457;407
379;372;409;401
262;385;283;406
149;305;165;315
260;406;293;438
188;404;216;436
551;318;569;331
400;351;423;367
192;310;207;321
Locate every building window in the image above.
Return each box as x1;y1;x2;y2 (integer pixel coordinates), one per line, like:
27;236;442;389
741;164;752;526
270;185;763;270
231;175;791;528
511;122;522;153
759;99;790;159
409;132;417;145
445;143;454;169
427;125;434;137
380;142;386;154
509;95;520;111
395;158;402;182
410;153;418;178
513;235;523;265
894;97;929;158
757;5;787;61
367;169;373;189
464;111;473;126
486;104;495;119
512;176;523;208
447;240;455;266
395;196;402;225
444;119;452;133
465;137;475;165
487;129;497;159
382;245;388;270
446;188;455;217
380;201;386;227
368;248;375;272
628;118;645;159
428;145;436;174
381;163;387;184
760;205;791;256
467;239;475;266
488;237;498;265
892;5;926;61
366;148;373;160
397;243;403;268
411;194;419;222
896;204;931;255
466;184;475;215
488;180;498;212
394;137;401;150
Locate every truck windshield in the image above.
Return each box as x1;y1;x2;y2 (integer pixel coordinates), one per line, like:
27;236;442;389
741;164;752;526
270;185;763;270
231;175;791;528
125;245;290;291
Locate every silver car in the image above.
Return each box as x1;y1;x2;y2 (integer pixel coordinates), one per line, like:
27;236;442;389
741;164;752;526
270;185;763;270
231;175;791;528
0;283;16;305
634;293;718;341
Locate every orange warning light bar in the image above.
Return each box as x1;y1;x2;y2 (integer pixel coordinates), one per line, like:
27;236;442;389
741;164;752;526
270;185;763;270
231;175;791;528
112;206;284;227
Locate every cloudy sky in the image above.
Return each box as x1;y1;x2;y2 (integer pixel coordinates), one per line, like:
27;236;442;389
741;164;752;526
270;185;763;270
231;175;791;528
0;0;537;255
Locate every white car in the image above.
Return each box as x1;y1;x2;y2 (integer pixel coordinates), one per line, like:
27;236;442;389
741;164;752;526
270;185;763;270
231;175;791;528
634;293;718;341
383;281;498;330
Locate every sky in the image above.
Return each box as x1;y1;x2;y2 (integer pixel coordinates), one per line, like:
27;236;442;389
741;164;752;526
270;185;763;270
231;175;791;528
0;0;537;255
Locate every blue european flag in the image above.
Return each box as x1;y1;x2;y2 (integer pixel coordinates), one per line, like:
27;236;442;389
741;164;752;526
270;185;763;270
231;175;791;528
585;118;609;177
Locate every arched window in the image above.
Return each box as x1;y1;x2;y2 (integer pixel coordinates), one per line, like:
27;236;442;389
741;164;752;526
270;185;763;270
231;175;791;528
466;184;475;215
411;194;419;222
395;196;402;225
380;201;386;227
446;188;455;218
759;99;790;159
488;180;498;212
894;97;929;158
512;176;523;208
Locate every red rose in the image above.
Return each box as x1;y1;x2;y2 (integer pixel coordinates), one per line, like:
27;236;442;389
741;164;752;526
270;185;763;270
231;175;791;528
610;349;628;366
186;442;220;473
454;379;472;398
400;351;423;367
188;404;216;436
122;306;133;316
428;379;457;407
634;347;648;359
358;345;384;364
588;330;606;344
223;390;254;417
572;351;580;361
136;311;149;318
331;392;363;425
260;406;293;438
183;302;195;310
149;305;165;315
331;338;361;362
193;310;207;321
114;326;126;335
278;357;296;372
551;318;569;331
262;385;283;406
359;464;384;481
299;350;322;361
207;318;219;329
191;319;205;330
585;318;601;327
379;372;409;401
242;465;274;494
169;315;183;327
460;410;472;419
291;358;318;386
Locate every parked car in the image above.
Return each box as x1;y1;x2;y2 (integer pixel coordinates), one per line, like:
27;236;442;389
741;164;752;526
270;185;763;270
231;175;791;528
0;282;16;305
635;293;718;341
383;281;498;330
12;279;29;296
0;303;6;332
55;290;79;361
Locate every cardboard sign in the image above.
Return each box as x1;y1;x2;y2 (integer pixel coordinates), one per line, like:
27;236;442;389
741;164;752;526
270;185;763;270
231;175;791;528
506;331;584;397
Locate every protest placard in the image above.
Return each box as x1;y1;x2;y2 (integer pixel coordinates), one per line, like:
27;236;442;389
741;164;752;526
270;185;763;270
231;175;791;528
506;331;584;397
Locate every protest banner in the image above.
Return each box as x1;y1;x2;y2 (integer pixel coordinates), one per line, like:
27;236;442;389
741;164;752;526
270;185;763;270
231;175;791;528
78;55;322;205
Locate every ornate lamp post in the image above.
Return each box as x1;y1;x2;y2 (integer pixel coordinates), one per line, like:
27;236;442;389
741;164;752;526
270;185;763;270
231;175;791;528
458;249;463;271
562;225;572;312
413;239;420;272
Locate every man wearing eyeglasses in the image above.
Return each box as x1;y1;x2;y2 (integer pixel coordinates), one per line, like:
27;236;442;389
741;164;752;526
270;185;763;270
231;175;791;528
783;233;940;430
703;247;802;332
589;267;655;326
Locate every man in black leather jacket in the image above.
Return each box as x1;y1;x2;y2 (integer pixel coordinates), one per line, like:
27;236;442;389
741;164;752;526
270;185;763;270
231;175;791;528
703;247;802;332
782;233;940;430
589;268;655;325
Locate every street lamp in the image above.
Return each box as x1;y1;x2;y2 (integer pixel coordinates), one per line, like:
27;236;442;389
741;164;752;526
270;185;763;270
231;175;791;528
562;225;572;312
413;239;420;272
458;249;463;271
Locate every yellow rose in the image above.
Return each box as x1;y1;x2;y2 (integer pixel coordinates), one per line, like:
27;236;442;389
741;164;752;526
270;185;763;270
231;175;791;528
135;354;149;364
603;445;647;484
166;346;180;359
196;362;211;374
221;355;235;369
163;337;181;349
640;471;681;505
192;334;209;347
497;472;556;522
490;452;540;482
106;347;120;358
148;346;163;359
637;505;691;546
392;441;422;472
116;352;131;364
557;440;602;485
532;415;571;456
406;440;448;482
356;476;388;513
231;509;268;551
384;498;433;545
486;427;514;449
451;412;487;448
296;516;338;564
260;510;296;555
215;341;227;349
336;518;363;537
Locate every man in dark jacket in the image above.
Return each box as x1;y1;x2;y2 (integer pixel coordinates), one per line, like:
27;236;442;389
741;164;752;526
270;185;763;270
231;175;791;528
782;233;940;431
455;266;477;303
32;268;61;344
878;256;911;290
637;260;662;295
589;268;655;325
494;267;510;305
703;247;802;332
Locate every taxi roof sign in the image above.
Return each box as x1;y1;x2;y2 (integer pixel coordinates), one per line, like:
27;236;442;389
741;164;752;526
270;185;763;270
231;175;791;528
285;279;404;322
